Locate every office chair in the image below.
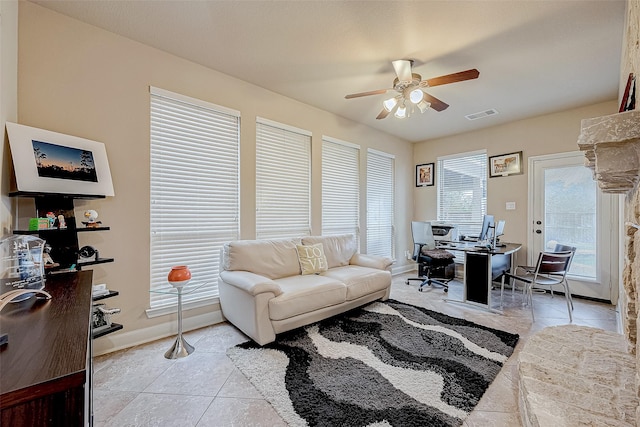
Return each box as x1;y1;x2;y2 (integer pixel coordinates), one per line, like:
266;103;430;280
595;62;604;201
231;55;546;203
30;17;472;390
405;221;455;292
500;250;575;321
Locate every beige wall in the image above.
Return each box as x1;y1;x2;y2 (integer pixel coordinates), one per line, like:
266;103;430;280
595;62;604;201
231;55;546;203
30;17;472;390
0;0;17;234
413;100;618;263
16;2;413;354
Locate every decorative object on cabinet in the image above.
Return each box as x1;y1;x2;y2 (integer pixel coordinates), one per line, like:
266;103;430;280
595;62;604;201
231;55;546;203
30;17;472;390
42;244;59;268
78;245;99;261
0;289;52;313
82;209;102;227
92;303;121;331
57;214;66;229
6;122;115;197
0;234;46;304
28;218;49;230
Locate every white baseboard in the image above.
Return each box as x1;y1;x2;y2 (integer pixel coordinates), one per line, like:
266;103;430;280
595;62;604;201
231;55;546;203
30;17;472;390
93;310;224;356
391;264;417;275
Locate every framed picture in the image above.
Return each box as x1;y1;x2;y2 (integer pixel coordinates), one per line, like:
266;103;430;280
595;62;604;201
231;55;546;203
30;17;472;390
6;122;115;196
489;151;523;178
416;163;434;187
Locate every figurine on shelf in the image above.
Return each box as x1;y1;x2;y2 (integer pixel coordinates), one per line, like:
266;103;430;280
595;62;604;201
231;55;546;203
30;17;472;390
57;214;66;229
43;244;59;269
46;212;56;228
92;303;121;329
82;209;102;228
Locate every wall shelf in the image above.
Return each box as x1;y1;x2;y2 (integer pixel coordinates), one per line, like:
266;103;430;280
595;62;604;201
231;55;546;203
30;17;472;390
12;193;122;339
92;323;123;339
78;258;115;268
13;226;111;235
92;290;119;302
10;190;106;200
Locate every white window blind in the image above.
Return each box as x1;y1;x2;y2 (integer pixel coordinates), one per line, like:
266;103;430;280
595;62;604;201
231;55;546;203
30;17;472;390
322;137;360;240
149;87;240;313
366;149;395;258
437;150;487;237
256;118;311;239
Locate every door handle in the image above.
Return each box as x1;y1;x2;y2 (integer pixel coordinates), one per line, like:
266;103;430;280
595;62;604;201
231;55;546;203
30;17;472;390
535;230;542;234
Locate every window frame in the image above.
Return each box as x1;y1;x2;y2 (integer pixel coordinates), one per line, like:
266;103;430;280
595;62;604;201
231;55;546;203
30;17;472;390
366;148;395;258
255;117;312;240
436;149;488;238
321;135;360;240
147;87;240;317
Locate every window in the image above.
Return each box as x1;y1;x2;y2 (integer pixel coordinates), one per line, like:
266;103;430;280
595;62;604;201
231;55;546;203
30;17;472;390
437;150;487;237
366;149;395;258
149;87;240;314
322;136;360;239
256;118;311;239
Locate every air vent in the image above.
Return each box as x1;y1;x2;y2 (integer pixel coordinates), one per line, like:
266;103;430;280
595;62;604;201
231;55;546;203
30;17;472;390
465;109;499;121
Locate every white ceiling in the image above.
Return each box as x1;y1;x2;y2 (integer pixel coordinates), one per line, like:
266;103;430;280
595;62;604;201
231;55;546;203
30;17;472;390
29;0;627;143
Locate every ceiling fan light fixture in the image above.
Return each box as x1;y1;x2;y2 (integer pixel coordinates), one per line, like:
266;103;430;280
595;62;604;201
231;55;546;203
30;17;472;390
395;104;407;119
383;97;398;112
417;99;431;113
409;88;424;104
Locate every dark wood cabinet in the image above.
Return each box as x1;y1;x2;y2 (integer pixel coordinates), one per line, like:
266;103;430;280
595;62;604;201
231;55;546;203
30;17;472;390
0;271;93;426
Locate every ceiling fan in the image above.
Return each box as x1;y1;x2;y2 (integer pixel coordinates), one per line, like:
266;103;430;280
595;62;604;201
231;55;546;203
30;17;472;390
345;60;479;119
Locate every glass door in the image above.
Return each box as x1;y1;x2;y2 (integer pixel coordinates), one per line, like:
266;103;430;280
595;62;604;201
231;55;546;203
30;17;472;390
529;152;619;301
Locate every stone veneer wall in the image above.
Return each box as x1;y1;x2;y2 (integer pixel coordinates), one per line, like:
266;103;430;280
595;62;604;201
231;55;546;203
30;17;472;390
578;1;640;423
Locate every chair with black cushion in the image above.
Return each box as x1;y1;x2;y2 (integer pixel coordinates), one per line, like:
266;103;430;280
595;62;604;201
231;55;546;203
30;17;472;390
500;250;575;321
405;221;455;292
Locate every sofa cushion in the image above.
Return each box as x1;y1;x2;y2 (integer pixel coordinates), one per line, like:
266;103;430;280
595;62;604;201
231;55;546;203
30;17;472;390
222;238;301;279
296;243;328;275
301;234;358;269
321;265;392;301
269;275;346;320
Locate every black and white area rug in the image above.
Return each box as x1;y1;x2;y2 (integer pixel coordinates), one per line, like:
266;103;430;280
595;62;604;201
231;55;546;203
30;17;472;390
227;299;519;427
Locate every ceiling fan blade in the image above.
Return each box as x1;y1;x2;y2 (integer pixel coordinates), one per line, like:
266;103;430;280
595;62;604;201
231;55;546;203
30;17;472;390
423;93;449;112
392;59;413;83
376;108;391;120
345;89;390;99
426;69;480;87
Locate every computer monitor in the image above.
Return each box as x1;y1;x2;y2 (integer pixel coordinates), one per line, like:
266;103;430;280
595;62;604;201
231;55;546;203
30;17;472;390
495;220;505;237
479;214;495;241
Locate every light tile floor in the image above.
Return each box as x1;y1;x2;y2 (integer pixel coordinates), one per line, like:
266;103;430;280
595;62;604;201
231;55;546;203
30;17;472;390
93;273;619;426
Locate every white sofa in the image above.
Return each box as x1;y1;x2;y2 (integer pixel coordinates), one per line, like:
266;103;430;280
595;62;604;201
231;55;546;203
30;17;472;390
218;234;393;345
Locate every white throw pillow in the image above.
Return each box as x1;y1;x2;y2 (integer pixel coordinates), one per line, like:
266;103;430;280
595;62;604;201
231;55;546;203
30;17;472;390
296;243;328;275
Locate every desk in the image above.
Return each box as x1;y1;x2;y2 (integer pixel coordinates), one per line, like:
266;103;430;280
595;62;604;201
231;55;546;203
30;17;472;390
0;271;93;426
439;242;522;312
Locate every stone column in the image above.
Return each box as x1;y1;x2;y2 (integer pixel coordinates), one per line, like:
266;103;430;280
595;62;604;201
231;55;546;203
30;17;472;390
578;110;640;350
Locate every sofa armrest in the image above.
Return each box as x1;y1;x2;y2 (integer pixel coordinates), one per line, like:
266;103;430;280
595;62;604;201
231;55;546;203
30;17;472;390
219;270;283;297
349;253;394;270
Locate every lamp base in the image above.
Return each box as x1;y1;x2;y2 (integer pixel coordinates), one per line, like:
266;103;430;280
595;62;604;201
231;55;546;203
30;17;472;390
164;334;194;359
